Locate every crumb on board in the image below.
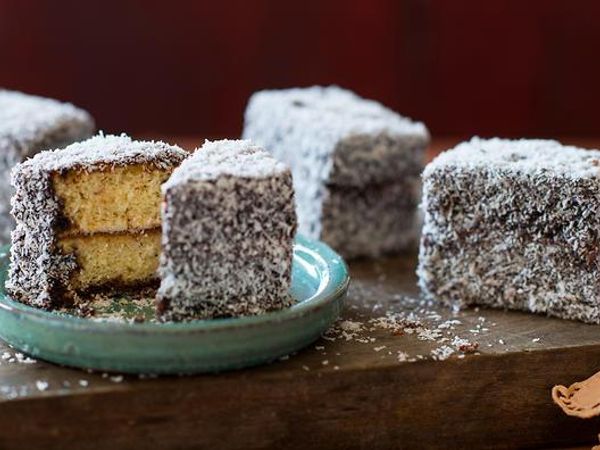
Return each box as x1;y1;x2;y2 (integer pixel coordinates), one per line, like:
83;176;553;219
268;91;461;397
320;297;481;363
0;349;37;365
35;380;48;391
431;345;455;361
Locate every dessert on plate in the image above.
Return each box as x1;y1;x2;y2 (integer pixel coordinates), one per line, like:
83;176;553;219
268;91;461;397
418;137;600;323
7;133;188;309
157;139;297;321
243;85;429;258
0;89;94;241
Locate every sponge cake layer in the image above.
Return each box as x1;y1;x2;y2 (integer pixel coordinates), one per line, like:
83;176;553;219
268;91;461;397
52;164;172;234
58;229;161;291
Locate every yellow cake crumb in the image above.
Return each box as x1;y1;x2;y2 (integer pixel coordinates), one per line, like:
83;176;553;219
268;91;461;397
52;164;172;234
58;230;161;290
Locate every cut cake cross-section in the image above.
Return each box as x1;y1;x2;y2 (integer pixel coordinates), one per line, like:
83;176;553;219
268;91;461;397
7;134;188;309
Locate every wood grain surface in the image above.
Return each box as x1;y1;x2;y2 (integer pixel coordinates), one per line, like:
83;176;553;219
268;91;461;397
1;251;600;449
2;138;600;449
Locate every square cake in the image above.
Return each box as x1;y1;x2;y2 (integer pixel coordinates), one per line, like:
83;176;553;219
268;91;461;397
418;137;600;323
0;89;94;242
7;134;188;309
157;139;297;321
243;85;429;258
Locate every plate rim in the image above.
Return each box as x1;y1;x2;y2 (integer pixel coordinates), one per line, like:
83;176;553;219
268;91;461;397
0;234;350;334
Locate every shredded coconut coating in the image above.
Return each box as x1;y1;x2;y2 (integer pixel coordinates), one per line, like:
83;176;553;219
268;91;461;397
157;139;297;321
163;138;287;186
321;180;422;258
242;85;429;258
18;133;187;174
418;137;600;323
7;134;188;309
0;89;95;242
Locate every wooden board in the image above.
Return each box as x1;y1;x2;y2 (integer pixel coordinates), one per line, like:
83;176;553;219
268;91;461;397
1;251;600;449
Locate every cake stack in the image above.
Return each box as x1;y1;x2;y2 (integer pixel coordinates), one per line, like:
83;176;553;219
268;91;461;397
7;134;297;321
243;86;429;259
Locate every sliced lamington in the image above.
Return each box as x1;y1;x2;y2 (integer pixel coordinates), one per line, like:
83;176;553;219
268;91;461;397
0;89;94;241
243;85;429;258
157;139;297;321
7;134;188;309
418;137;600;323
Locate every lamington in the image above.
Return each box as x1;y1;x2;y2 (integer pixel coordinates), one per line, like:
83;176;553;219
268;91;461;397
243;85;429;258
7;134;188;309
418;137;600;323
0;89;94;241
157;139;297;321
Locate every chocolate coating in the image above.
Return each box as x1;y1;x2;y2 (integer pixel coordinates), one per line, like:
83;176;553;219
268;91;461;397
321;180;421;259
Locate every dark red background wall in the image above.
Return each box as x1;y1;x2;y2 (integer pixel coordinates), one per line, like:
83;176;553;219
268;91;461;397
1;0;599;139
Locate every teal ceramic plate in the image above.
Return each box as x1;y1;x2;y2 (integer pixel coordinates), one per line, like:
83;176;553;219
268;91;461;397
0;235;349;374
